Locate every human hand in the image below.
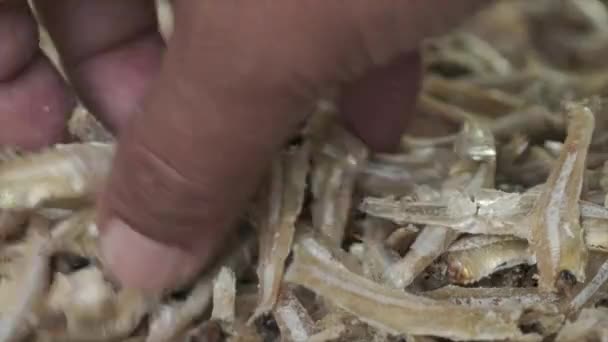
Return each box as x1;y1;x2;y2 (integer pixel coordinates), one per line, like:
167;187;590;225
0;0;489;292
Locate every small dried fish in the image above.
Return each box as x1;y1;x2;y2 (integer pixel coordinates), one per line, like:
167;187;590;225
384;226;458;289
528;102;594;292
422;31;513;78
490;105;564;140
362;187;608;241
555;308;608;342
423;286;559;308
250;142;310;321
359;239;399;283
0;143;114;210
311;124;368;245
453;118;496;162
285;239;535;341
0;216;51;342
211;267;236;326
445;236;535;285
67;105;114;143
10;2;608;341
357;151;450;198
272;285;315;342
384;119;496;289
526;0;608;70
583;218;608;252
146;237;254;342
417;94;480;124
423;76;525;117
41;210;152;342
385;225;419;255
567;258;608;314
44;267;152;342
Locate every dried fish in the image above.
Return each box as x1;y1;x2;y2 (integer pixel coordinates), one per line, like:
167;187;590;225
423;285;559;308
423;76;525;117
490;105;564;140
360;239;399;283
567;258;608;314
583;218;608;252
446;236;535;285
385;226;458;289
357;151;450;198
182;320;224;342
526;0;608;70
272;285;315;342
311;124;368;245
67;105;114;143
285;240;534;341
417;94;480;124
385;225;419;255
44;267;152;342
422;31;513;78
0;143;114;210
528;102;594;292
362;186;608;241
453;118;496;162
10;2;608;341
383;119;496;289
555;308;608;342
307;324;346;342
251;142;310;320
41;210;152;342
0;216;51;342
211;267;236;326
146;237;254;342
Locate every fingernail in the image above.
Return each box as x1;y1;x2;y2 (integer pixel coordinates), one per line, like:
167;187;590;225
99;218;201;293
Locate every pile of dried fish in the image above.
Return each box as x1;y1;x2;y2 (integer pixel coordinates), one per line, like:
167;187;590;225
7;0;608;341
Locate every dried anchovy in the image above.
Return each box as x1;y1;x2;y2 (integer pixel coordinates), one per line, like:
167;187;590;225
42;210;152;342
445;236;535;285
567;258;608;314
0;216;51;342
211;267;236;326
423;76;525;117
12;2;608;341
422;31;513;78
384;225;419;255
250;142;310;321
67;105;115;143
554;308;608;342
272;285;315;342
311;124;368;245
284;239;535;341
357;150;452;198
423;285;559;308
383;119;496;289
528;102;594;292
361;188;608;242
147;237;254;342
583;218;608;252
0;143;114;210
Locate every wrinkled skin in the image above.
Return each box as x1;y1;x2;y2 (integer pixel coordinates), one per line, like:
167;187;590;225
0;0;489;292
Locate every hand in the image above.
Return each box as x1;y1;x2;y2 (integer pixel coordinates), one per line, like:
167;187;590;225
0;0;488;292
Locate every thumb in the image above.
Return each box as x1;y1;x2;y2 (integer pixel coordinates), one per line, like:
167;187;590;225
96;1;490;293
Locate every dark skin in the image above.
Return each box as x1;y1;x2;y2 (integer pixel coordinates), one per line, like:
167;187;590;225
0;1;489;292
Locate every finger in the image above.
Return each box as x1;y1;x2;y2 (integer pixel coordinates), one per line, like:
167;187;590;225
339;51;421;152
0;2;74;150
33;0;164;133
98;0;491;292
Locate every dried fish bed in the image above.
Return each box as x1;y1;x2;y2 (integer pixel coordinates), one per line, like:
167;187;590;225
6;0;608;341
